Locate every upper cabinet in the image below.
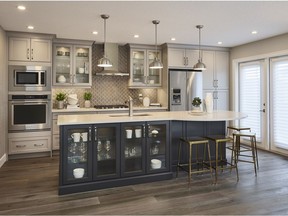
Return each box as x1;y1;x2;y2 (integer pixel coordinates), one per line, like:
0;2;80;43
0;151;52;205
8;35;53;63
128;44;162;88
168;48;198;68
53;40;92;86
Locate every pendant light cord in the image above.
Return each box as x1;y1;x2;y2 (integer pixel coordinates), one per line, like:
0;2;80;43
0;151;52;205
104;17;107;57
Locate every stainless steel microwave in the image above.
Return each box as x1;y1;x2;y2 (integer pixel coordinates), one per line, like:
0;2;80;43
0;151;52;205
8;65;51;92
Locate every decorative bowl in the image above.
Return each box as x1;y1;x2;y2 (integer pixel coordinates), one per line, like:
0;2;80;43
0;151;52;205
73;168;84;178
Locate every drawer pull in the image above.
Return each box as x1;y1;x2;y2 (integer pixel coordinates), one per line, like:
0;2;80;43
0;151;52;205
34;143;44;147
16;145;26;148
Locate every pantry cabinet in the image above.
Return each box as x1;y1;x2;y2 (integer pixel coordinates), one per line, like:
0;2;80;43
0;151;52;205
8;37;52;62
53;41;92;86
128;44;162;88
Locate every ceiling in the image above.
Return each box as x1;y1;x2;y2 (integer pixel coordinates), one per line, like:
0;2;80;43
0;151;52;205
1;1;288;48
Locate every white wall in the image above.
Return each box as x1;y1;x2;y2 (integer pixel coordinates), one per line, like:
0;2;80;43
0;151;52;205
0;26;7;167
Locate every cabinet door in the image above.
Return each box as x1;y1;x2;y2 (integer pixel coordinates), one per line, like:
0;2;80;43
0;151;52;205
61;125;93;185
129;49;146;86
185;49;199;68
147;50;162;86
168;48;186;68
53;44;73;85
202;51;215;89
93;124;120;180
73;46;91;86
215;51;229;89
121;123;146;177
214;90;229;111
30;39;51;62
8;37;30;61
147;121;170;173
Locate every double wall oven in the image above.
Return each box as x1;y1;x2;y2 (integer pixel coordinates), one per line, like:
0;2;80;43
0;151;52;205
8;65;52;132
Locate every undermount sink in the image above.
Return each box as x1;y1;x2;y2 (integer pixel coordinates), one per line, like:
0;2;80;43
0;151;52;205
109;113;151;117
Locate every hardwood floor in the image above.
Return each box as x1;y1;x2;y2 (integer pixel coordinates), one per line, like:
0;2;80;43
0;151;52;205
0;150;288;215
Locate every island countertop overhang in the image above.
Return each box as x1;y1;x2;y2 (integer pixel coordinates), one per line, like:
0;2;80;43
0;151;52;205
57;111;247;126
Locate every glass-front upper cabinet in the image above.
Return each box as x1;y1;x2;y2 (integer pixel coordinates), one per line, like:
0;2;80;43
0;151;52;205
53;42;92;86
147;121;169;173
128;46;162;88
94;124;120;180
121;123;146;177
61;125;93;185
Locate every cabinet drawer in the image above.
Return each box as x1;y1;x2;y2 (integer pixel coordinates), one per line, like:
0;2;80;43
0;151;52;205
9;132;51;154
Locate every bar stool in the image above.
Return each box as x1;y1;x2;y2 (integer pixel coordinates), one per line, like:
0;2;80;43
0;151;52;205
176;137;214;187
232;131;259;176
205;135;239;184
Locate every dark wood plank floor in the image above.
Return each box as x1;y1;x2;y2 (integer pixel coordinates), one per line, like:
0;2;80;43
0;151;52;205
0;150;288;215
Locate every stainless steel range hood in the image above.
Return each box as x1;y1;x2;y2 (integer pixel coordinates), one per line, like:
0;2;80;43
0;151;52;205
95;43;129;76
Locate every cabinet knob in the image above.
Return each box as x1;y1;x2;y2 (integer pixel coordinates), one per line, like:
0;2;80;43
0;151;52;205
27;48;30;60
31;48;34;60
34;143;44;147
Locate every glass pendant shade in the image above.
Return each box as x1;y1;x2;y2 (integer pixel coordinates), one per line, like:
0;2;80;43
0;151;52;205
149;20;163;69
193;25;206;71
97;14;113;68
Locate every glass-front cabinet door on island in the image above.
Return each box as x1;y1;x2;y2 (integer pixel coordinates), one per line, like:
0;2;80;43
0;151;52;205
53;44;91;86
121;121;169;177
93;124;120;180
129;49;162;88
61;125;93;185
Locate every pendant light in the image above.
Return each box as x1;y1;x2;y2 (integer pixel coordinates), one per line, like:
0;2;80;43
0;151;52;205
149;20;163;69
97;14;112;67
193;25;206;71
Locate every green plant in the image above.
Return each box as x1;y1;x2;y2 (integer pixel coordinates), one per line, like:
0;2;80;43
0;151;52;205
56;92;66;101
84;92;92;100
192;97;202;107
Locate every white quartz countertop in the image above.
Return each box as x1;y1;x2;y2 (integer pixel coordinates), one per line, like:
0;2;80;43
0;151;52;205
57;110;247;126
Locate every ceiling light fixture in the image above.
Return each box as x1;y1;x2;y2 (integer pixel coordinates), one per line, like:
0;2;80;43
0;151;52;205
218;41;223;45
97;14;112;68
17;5;26;10
27;25;34;30
92;31;98;35
149;20;163;69
252;30;258;35
134;34;139;38
193;25;206;71
171;37;176;41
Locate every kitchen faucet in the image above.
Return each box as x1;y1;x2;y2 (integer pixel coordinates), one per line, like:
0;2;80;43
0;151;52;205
128;96;133;117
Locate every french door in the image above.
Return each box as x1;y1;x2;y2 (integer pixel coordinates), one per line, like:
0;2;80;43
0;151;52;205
238;60;268;150
270;56;288;154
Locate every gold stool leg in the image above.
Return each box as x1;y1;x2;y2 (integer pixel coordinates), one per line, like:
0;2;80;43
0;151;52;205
176;141;182;178
250;136;257;176
188;143;192;188
206;142;214;184
214;140;219;184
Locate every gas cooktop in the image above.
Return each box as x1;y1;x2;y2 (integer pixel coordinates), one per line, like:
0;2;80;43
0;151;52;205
94;104;128;109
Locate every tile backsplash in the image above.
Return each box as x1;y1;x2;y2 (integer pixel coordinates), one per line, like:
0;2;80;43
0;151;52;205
52;76;158;108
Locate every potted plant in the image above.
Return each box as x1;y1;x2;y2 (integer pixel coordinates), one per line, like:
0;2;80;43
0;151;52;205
192;97;202;111
84;92;92;108
56;92;66;109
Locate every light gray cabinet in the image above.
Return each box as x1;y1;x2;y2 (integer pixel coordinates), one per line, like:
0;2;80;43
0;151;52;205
53;42;92;86
128;45;162;88
168;48;198;68
8;37;52;62
203;89;229;111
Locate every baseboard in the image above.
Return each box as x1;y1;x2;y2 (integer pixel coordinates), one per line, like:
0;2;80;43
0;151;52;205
0;153;7;168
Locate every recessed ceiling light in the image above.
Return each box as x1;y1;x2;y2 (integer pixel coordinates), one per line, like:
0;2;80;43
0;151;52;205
171;37;176;41
134;34;139;38
217;41;223;45
17;5;26;10
252;30;258;35
92;31;98;35
27;25;34;30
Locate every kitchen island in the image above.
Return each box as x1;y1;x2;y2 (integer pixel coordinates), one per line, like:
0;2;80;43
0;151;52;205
58;111;246;195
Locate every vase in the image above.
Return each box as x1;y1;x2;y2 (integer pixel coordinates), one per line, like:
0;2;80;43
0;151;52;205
84;100;91;108
192;106;201;112
205;92;213;113
57;100;64;109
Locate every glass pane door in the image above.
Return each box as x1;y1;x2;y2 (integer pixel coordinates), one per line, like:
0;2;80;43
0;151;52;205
94;124;120;179
74;46;90;85
147;50;161;86
131;50;145;85
270;56;288;154
62;125;92;184
147;122;169;172
121;123;145;176
238;60;268;149
54;45;72;85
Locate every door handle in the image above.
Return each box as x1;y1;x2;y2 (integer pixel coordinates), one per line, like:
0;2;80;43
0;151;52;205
259;109;265;113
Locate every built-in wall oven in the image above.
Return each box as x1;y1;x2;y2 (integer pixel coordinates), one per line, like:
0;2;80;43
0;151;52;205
8;94;51;131
8;65;51;92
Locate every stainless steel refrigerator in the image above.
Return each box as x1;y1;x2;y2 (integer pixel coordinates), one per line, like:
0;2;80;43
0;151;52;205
169;70;203;111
